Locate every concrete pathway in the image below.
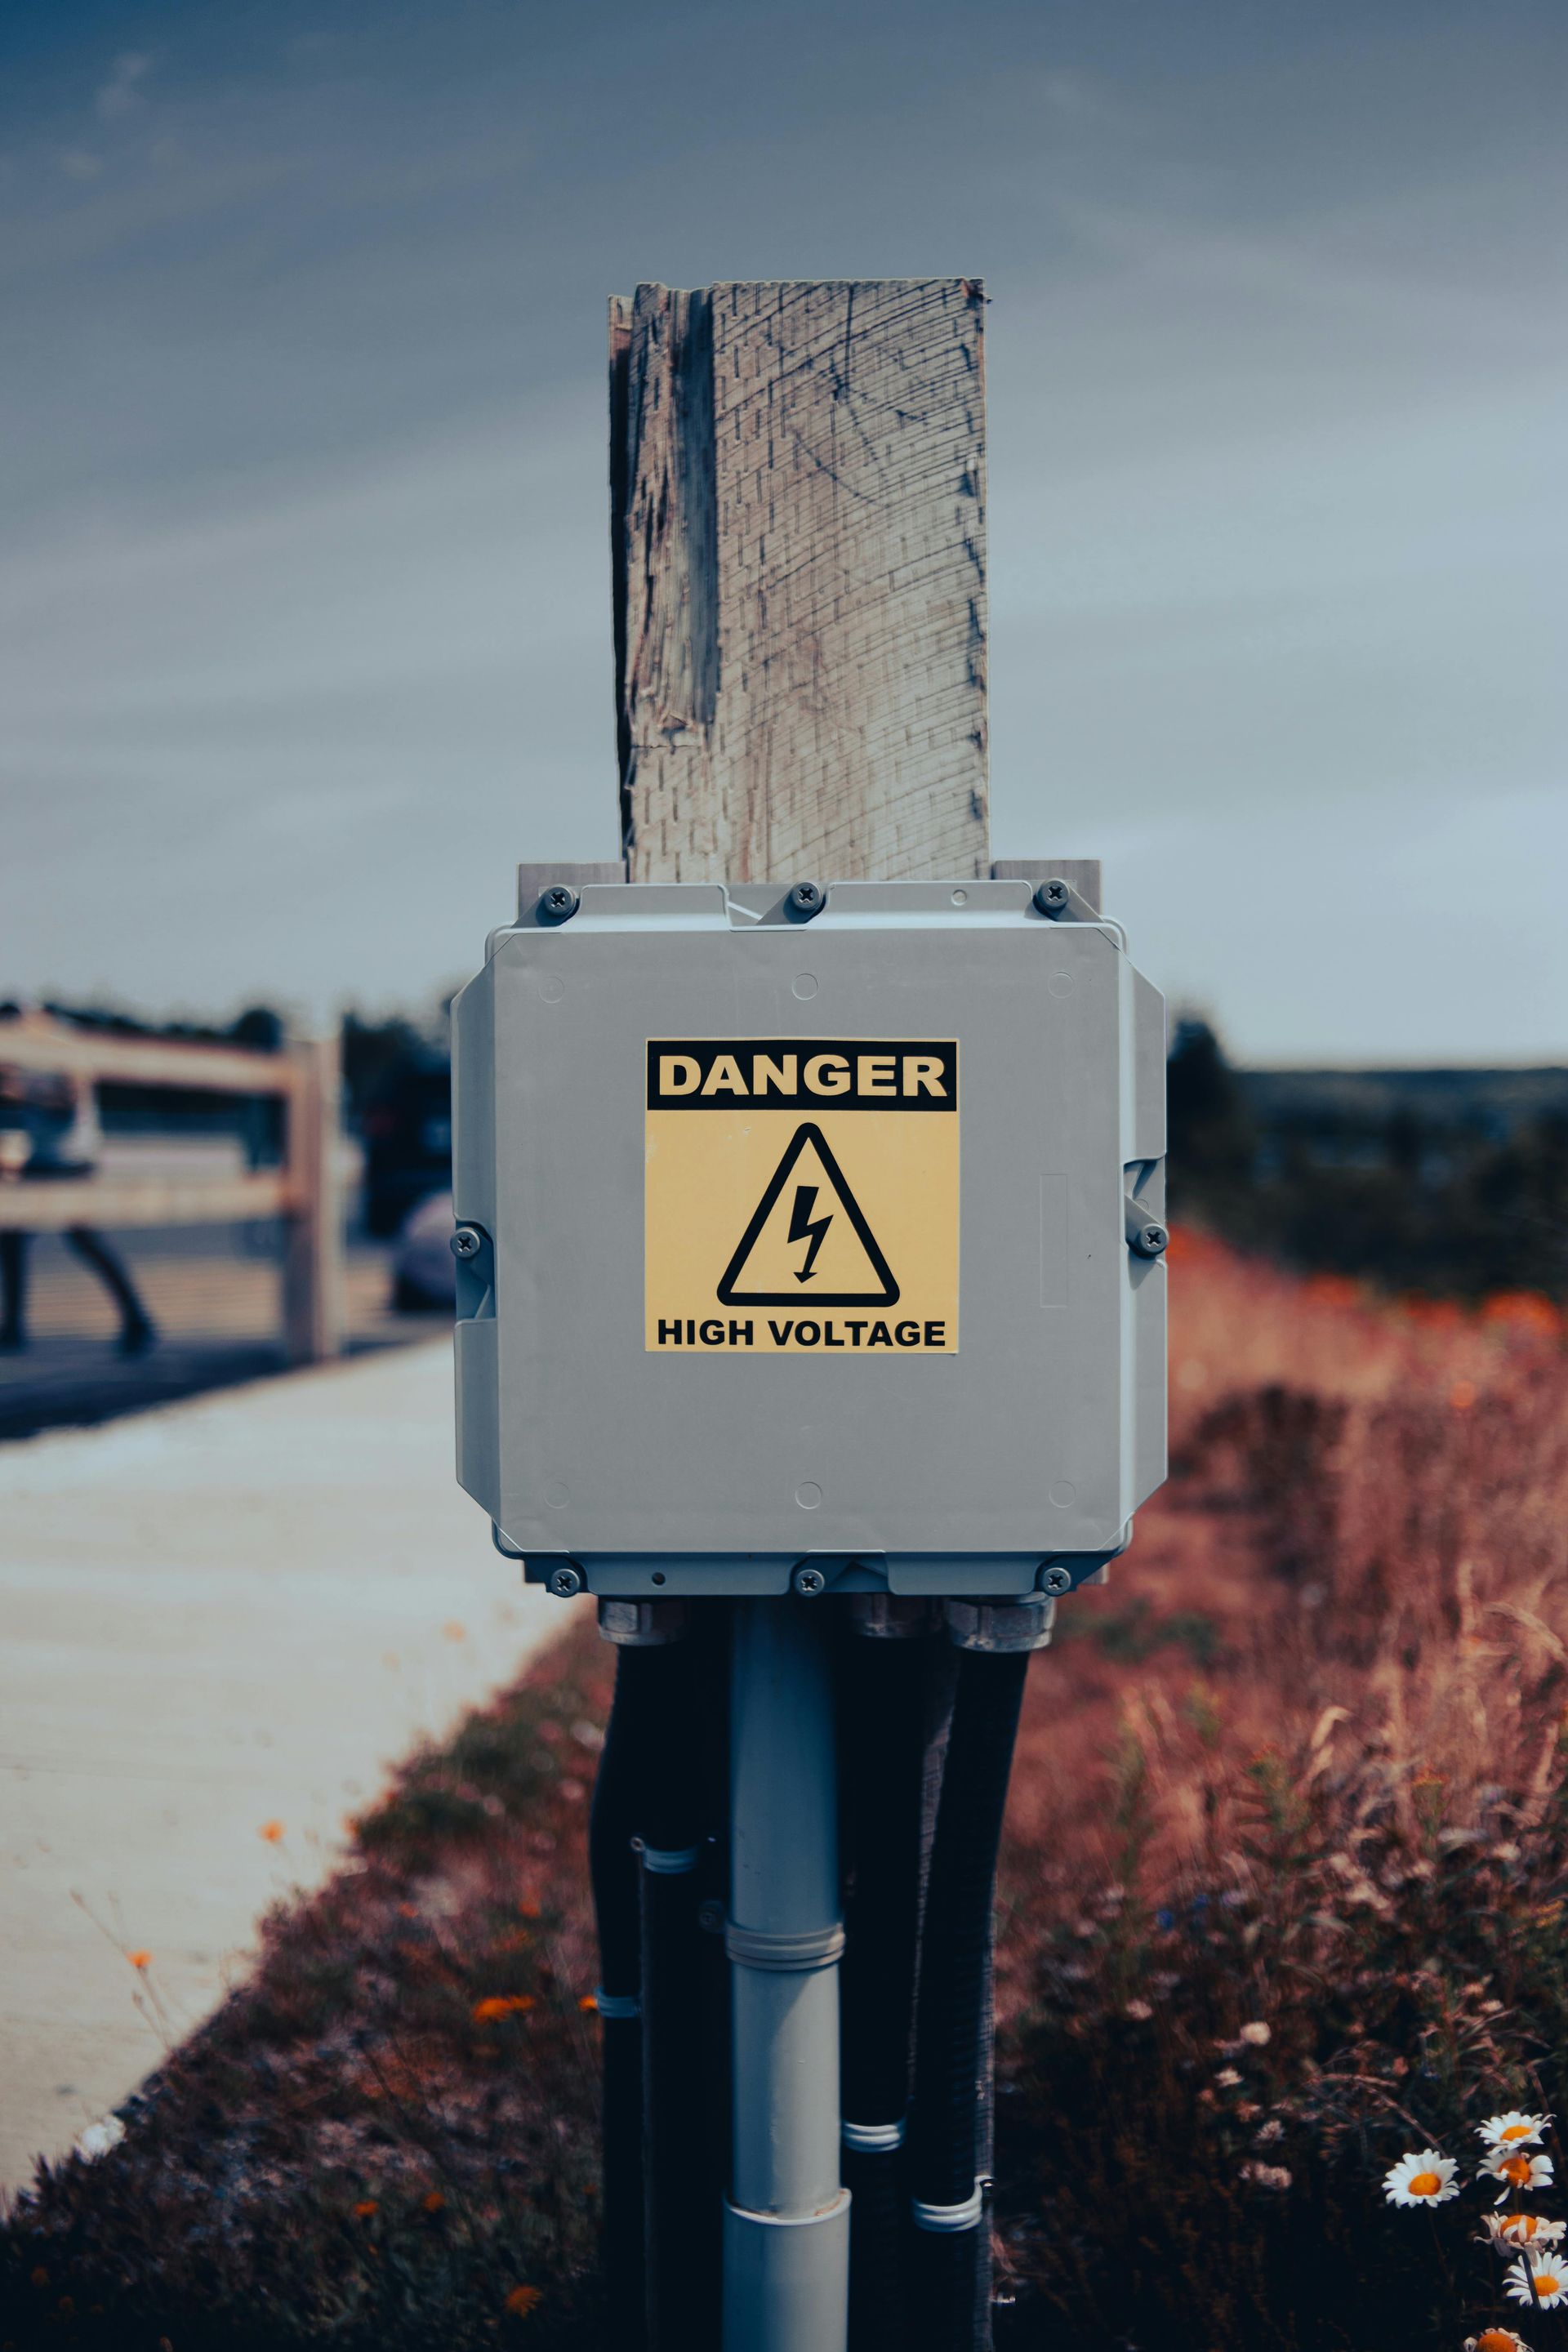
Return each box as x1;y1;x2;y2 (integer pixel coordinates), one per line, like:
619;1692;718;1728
0;1340;561;2191
0;1211;444;1443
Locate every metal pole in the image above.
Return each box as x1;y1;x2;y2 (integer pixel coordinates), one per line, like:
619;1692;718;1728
723;1597;850;2352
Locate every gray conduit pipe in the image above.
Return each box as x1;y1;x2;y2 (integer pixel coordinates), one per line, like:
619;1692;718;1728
723;1597;851;2352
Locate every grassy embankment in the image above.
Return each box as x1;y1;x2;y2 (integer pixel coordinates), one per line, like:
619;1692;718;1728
5;1236;1566;2349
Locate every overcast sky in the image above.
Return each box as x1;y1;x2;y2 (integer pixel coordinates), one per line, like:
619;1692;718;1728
2;0;1563;1062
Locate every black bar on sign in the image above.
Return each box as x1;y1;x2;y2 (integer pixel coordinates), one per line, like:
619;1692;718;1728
646;1039;958;1112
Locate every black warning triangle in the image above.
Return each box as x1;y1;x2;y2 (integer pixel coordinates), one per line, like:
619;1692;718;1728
717;1122;899;1308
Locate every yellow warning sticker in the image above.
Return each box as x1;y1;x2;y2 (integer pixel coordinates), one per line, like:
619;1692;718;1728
644;1039;959;1354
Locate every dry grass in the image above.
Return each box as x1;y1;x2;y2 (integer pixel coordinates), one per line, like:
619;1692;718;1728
994;1232;1568;2347
4;1232;1566;2348
1;1637;617;2350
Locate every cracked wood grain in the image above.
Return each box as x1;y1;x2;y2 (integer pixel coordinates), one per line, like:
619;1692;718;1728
611;279;988;886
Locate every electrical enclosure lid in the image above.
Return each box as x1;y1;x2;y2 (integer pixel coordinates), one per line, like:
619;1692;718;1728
452;877;1167;1598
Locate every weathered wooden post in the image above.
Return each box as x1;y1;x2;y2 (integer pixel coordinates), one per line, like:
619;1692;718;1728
612;280;989;886
281;1034;344;1365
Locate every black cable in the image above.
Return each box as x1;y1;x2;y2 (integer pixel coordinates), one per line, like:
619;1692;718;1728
840;1629;930;2350
636;1629;716;2352
842;2140;904;2344
589;1647;656;2351
906;1646;1030;2352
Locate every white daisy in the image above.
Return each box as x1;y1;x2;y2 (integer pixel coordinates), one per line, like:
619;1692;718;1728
1485;2149;1556;2204
1506;2253;1568;2309
1464;2331;1531;2352
1483;2213;1567;2248
1481;2113;1552;2153
1383;2149;1461;2207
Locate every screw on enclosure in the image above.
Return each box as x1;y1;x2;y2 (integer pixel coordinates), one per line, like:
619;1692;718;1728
1133;1222;1169;1258
697;1899;726;1935
787;881;826;920
1039;1564;1074;1596
451;1227;483;1260
537;884;581;923
547;1565;584;1598
793;1565;828;1596
1033;878;1071;916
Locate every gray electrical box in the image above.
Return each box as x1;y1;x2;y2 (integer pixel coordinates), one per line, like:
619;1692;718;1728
451;876;1166;1598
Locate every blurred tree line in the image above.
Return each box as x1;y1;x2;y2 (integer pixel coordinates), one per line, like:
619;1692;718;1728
1169;1017;1568;1301
340;1008;448;1128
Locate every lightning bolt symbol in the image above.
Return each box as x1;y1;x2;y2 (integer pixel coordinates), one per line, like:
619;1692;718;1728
787;1183;832;1282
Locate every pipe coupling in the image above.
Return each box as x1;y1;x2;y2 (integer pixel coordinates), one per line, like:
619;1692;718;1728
847;1592;941;1640
911;2180;985;2233
724;1919;846;1972
634;1839;702;1875
595;1596;691;1646
725;2187;852;2230
945;1595;1056;1652
843;2118;905;2153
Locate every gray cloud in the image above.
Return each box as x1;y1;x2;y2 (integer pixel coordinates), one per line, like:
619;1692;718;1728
94;51;149;124
0;0;1562;1055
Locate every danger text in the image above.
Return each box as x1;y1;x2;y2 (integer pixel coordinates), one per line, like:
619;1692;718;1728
646;1038;957;1111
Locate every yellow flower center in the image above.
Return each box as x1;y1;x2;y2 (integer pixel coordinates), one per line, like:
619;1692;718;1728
1502;2155;1533;2185
1477;2332;1518;2352
1408;2170;1442;2197
1535;2270;1562;2298
1501;2124;1534;2142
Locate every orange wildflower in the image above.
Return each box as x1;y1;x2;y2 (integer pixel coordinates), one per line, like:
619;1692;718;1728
1481;1291;1559;1336
504;2284;542;2317
579;1994;599;2012
519;1900;541;1918
126;1950;152;1971
1304;1274;1361;1309
257;1820;285;1843
472;1993;537;2023
1404;1294;1464;1330
353;2199;379;2219
422;2190;446;2212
